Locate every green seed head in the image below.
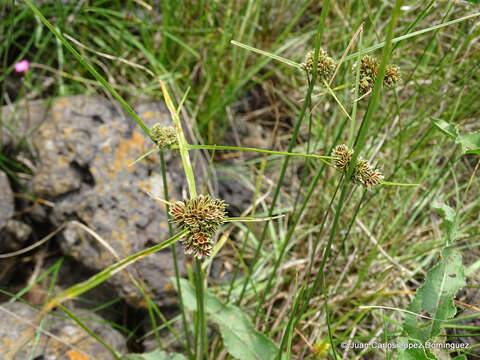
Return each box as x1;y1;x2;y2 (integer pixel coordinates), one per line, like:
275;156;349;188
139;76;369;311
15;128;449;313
333;144;383;189
169;195;228;258
150;123;178;149
302;48;335;81
383;64;401;87
354;55;379;95
363;168;384;189
359;55;379;79
352;158;384;189
352;158;372;185
332;144;354;172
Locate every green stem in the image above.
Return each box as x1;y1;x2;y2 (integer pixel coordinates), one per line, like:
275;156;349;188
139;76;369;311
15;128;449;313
183;144;333;163
250;0;332;322
158;83;205;359
296;0;404;341
350;29;363;145
159;150;193;356
131;144;335;168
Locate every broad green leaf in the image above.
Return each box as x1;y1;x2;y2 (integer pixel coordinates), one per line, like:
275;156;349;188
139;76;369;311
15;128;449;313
432;200;458;246
121;349;186;360
456;131;480;155
175;278;279;360
431;118;480;155
396;337;431;360
431;118;459;139
403;247;466;346
396;348;431;360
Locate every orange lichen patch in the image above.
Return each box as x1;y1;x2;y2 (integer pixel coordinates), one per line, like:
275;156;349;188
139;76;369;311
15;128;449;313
66;350;90;360
160;221;167;229
55;97;70;108
121;189;137;207
99;125;108;137
90;167;98;175
164;282;174;291
63;126;73;137
142;111;156;119
107;130;147;176
56;156;70;167
116;218;128;231
111;229;131;255
103;145;111;154
2;337;12;349
139;180;152;193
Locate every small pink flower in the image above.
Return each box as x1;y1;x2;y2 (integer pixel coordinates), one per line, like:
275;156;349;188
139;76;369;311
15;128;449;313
14;60;30;73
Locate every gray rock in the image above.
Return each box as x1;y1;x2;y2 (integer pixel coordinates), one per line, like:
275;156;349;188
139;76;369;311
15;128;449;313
31;96;191;308
0;219;32;252
5;220;32;243
0;171;14;230
0;301;126;360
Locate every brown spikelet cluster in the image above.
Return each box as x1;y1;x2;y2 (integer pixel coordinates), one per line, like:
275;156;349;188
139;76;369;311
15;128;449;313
332;144;384;189
355;55;379;95
332;144;354;171
353;55;400;96
150;123;178;149
169;195;227;258
384;64;401;87
301;49;335;81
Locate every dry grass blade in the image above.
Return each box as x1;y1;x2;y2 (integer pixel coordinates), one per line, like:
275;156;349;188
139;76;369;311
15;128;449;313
328;22;364;86
0;223;67;259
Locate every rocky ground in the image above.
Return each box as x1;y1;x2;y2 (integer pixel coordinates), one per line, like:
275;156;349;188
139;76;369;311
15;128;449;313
0;95;255;358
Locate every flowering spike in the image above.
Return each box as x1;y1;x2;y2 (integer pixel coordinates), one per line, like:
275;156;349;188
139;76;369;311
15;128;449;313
169;195;228;258
360;55;379;79
354;55;379;95
354;55;400;96
150;123;178;149
383;64;401;87
301;49;335;81
332;144;383;190
332;144;354;172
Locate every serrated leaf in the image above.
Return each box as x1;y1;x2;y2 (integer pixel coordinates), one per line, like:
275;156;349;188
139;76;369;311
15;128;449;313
175;278;279;360
431;118;459;139
403;247;466;345
432;199;458;245
456;131;480;155
121;349;186;360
